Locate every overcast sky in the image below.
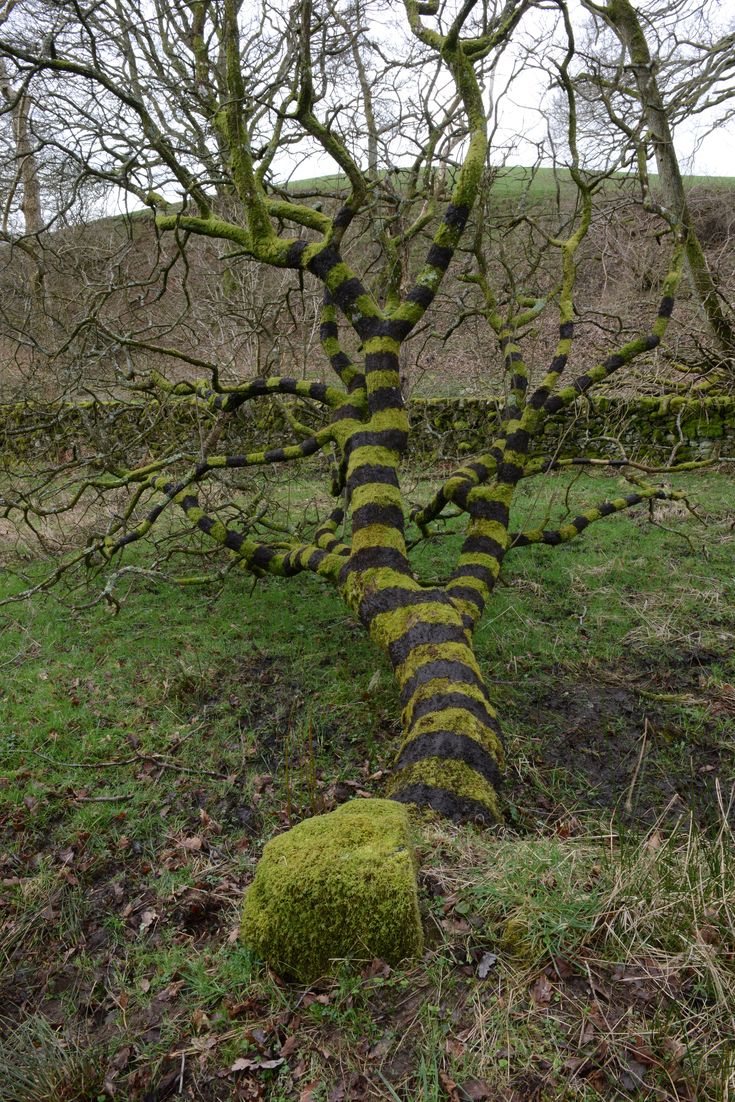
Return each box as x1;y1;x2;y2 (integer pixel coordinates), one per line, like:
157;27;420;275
103;0;734;218
279;1;735;184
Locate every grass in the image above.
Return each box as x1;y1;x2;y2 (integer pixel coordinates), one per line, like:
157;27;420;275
0;1015;106;1102
1;464;734;1099
284;164;735;198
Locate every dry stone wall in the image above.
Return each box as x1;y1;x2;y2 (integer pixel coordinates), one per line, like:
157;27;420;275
410;395;735;462
2;394;734;466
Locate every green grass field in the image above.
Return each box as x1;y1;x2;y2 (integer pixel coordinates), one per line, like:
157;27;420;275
106;163;731;213
285;164;735;198
1;466;734;1100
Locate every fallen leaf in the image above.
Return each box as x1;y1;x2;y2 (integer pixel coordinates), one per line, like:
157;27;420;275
442;917;472;936
303;992;331;1007
439;1069;460;1101
230;1055;284;1072
550;955;575;979
476;952;498;979
580;1022;596;1044
227;996;263;1018
629;1046;657;1067
246;1027;269;1050
696;923;720;946
645;830;663;853
280;1034;299;1058
111;1045;131;1071
445;1036;465;1059
457;1079;492;1101
530;974;554;1005
181;835;203;852
157;980;184;1001
366;957;391;978
199;808;222;834
619;1058;647;1092
662;1036;686;1062
586;1069;607;1092
139;909;158;933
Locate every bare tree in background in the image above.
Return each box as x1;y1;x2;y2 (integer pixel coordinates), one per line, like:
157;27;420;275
0;0;50;369
574;0;735;372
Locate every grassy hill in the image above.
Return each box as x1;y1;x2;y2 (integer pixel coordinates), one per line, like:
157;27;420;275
284;163;735;198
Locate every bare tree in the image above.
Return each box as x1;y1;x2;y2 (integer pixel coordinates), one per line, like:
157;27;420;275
576;0;735;369
0;0;49;364
0;0;711;826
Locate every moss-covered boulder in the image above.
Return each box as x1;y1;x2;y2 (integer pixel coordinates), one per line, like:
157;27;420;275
241;799;423;982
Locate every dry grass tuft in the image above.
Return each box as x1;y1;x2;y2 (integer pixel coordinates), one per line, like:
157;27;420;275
418;803;735;1100
0;1015;105;1102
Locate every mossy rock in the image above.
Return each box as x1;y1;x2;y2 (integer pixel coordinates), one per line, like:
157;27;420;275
241;799;424;983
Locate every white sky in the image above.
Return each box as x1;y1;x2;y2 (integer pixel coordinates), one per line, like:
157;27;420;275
280;93;735;184
103;0;734;217
280;1;735;183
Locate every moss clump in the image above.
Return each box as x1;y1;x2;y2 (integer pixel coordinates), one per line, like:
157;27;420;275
499;916;534;961
241;799;424;983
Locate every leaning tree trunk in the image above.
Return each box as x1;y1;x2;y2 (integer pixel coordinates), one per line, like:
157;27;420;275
599;0;735;364
361;582;503;823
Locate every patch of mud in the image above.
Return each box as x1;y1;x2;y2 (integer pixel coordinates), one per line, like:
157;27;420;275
517;673;734;829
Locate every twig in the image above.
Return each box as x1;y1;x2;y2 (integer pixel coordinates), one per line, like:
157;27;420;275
73;793;134;803
625;717;650;814
647;505;701;555
33;748;231;781
148;754;231;781
33;750;137;768
635;688;693;703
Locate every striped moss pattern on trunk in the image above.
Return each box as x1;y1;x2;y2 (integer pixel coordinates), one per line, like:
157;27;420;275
333;330;506;825
350;577;505;824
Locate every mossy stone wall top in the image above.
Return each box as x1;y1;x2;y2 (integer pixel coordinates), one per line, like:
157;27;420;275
2;393;734;465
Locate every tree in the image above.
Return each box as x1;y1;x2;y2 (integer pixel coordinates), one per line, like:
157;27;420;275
575;0;735;369
0;0;130;397
0;0;714;825
0;0;52;374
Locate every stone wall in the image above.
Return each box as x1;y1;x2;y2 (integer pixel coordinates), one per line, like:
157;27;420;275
2;393;734;466
409;395;735;462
